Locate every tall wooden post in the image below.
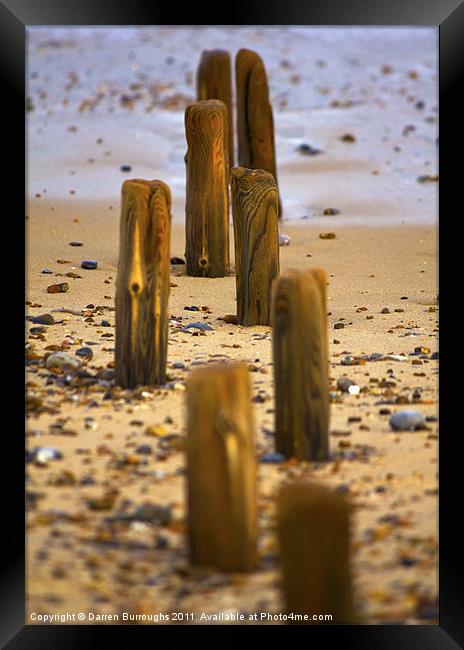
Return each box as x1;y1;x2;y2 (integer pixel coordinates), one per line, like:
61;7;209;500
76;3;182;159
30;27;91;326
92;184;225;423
185;99;230;277
231;167;279;326
271;268;329;460
235;48;281;217
115;179;171;389
186;363;257;572
277;482;355;624
197;49;234;168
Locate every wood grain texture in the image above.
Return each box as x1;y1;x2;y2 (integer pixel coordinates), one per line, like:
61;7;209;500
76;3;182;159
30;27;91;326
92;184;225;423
115;179;171;389
277;482;355;624
231;167;279;326
186;363;258;572
185;99;230;277
271;268;329;460
235;48;281;217
197;49;234;168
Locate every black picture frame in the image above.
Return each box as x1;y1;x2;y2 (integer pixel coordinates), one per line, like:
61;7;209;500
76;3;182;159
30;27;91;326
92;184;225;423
1;0;462;646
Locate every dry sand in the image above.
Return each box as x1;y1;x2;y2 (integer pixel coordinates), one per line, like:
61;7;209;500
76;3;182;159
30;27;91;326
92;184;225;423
26;199;438;624
25;27;438;625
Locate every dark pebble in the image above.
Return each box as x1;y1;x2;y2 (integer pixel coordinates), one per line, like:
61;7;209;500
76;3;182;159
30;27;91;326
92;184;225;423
170;257;185;265
297;143;322;156
120;164;132;172
184;306;199;311
26;313;55;325
381;307;390;314
101;320;111;327
260;452;286;464
41;269;53;274
75;347;93;359
181;322;213;332
81;261;98;269
69;241;83;247
430;351;439;360
30;326;47;334
172;362;185;369
136;444;153;455
334;322;345;329
132;503;171;525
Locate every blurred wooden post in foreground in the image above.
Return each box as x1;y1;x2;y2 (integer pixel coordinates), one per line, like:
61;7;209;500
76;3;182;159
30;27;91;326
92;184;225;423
197;49;234;168
271;268;329;460
277;482;354;624
235;48;281;217
185;99;229;277
115;179;171;388
186;363;257;572
231;167;279;326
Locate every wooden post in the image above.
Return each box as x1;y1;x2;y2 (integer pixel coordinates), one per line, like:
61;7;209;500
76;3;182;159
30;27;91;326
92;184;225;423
271;268;329;460
185;99;230;277
236;48;281;217
231;167;279;326
186;363;257;572
197;49;234;168
115;179;171;389
277;482;355;624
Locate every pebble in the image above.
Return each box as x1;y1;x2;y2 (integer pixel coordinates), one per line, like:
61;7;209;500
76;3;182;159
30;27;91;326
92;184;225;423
323;208;340;216
135;444;153;455
296;143;322;155
75;347;93;359
279;234;291;246
45;352;82;372
170;257;185;264
30;326;47;334
28;446;63;466
319;232;336;239
384;354;408;362
337;378;360;395
334;322;345;329
132;503;171;525
340;133;356;143
223;314;239;324
172;362;185;369
120;164;132;172
381;307;390;314
47;283;69;294
81;260;98;269
181;322;213;332
389;410;426;431
340;356;358;366
260;452;286;464
26;313;55;325
69;241;83;247
41;269;53;274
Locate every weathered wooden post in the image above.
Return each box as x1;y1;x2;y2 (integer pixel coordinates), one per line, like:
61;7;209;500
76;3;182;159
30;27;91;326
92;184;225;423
185;99;230;277
231;167;279;326
235;48;281;217
115;179;171;388
277;482;354;624
186;363;257;572
271;268;329;460
197;49;234;168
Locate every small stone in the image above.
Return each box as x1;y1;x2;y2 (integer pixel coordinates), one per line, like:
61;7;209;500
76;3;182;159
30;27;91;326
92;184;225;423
381;307;390;314
120;164;132;172
417;175;438;183
172;362;185;369
260;452;286;464
389;410;426;431
26;313;55;325
101;320;111;327
135;444;153;455
41;269;53;274
75;347;93;359
334;322;345;329
181;322;213;332
27;446;63;466
145;425;168;437
337;378;360;395
47;283;69;294
279;234;291;246
297;143;322;155
323;208;340;216
170;257;185;264
132;503;171;525
45;352;81;372
69;241;83;246
222;314;239;325
30;326;47;334
340;356;358;366
65;272;82;278
340;133;356;143
81;260;98;269
319;232;336;239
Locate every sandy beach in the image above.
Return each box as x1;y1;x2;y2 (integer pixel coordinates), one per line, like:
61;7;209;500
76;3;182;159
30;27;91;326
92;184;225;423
26;27;438;625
